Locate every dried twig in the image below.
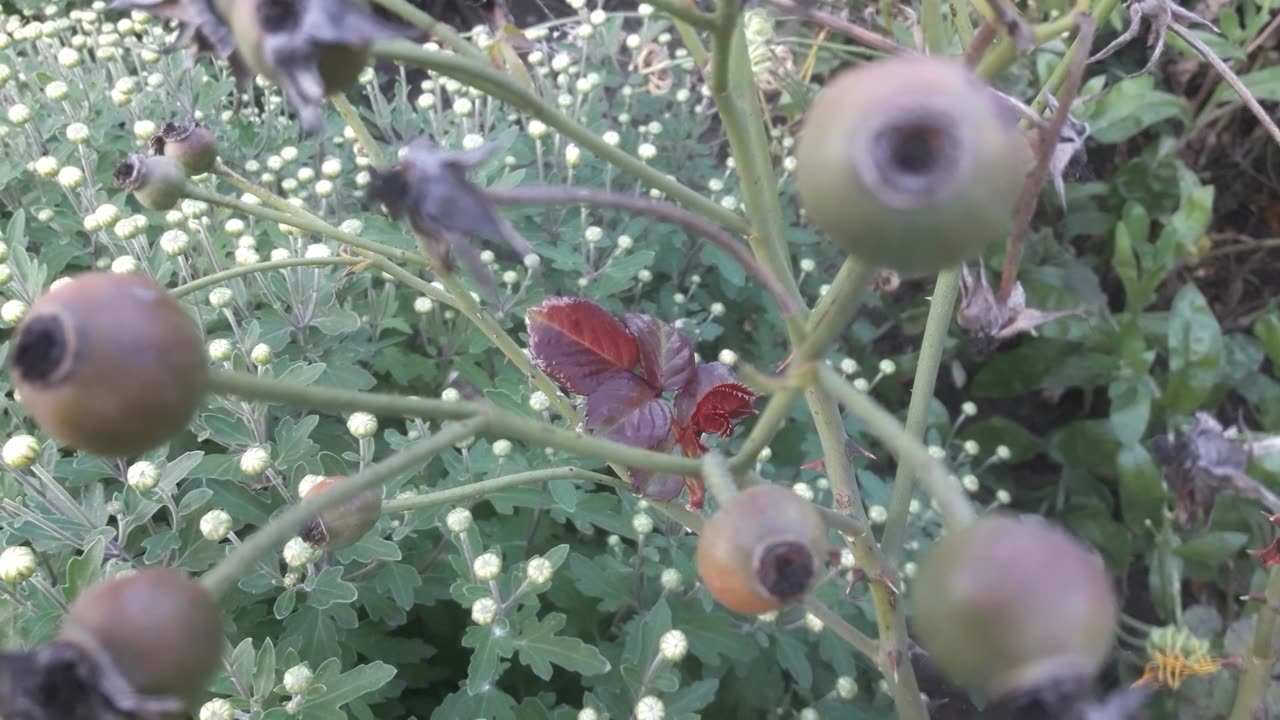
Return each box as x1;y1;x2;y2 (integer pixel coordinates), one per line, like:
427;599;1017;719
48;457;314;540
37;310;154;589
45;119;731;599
998;13;1096;303
762;0;908;55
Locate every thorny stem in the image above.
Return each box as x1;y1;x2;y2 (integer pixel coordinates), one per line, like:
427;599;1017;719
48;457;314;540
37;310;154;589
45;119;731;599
880;268;961;563
332;93;386;167
700;452;740;505
382;467;631;514
1023;0;1114;114
998;12;1095;303
794;258;877;362
728;384;801;473
201;420;483;598
1227;565;1280;720
371;0;484;59
763;0;906;56
370;40;750;235
817;364;976;528
171;257;362;298
205;370;702;477
485;184;801;316
922;0;948;53
802;597;880;664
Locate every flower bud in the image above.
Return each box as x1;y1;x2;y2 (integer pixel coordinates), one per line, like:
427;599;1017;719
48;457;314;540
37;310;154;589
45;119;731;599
283;537;320;567
250;343;272;366
471;596;499;625
473;552;502;581
240;446;272;475
126;460;159;491
446;507;473;534
200;509;233;541
346;412;377;439
199;698;235;720
0;545;38;583
659;629;688;662
282;663;315;695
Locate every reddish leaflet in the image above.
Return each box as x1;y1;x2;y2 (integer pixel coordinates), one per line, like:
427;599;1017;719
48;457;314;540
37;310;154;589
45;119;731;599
526;297;757;509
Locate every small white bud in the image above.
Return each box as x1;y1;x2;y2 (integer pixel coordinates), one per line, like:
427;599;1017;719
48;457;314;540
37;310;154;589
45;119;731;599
660;568;683;590
903;561;918;578
440;387;462;403
963;439;981;456
471;596;499;625
208;287;234;309
346;412;378;439
446;507;473;534
492;439;513;457
1;299;28;324
283;537;320;567
0;546;37;584
298;474;325;497
658;629;688;662
198;698;235;720
564;143;581;167
799;258;816;273
34;155;59;177
577;709;599;720
250;343;272;366
523;253;541;270
836;676;858;700
160;229;190;255
239;446;272;475
637;143;657;161
208;338;233;362
634;696;665;720
708;302;725;317
199;509;233;541
716;349;738;366
1;434;37;470
526;556;554;584
961;474;980;493
868;505;888;524
792;482;815;501
878;358;897;376
996;489;1012;505
803;612;825;633
631;513;654;535
57;165;84;189
995;444;1012;461
126;460;159;491
473;552;503;581
282;663;315;695
926;445;947;460
529;391;551;412
839;547;855;570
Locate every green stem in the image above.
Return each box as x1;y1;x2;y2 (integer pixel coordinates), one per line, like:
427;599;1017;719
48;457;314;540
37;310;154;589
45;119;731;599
201;420;483;598
183;183;427;270
709;0;741;96
794;258;877;362
802;597;880;660
645;0;717;30
817;364;975;528
881;268;960;562
701;451;740;504
371;0;483;59
922;0;949;53
171;257;361;298
1227;565;1280;720
370;40;749;234
382;466;630;514
729;384;801;473
950;0;975;45
204;370;703;477
332;93;386;167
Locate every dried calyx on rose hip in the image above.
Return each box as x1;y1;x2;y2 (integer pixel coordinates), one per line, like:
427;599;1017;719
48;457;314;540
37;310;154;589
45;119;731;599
695;484;828;614
299;475;383;550
8;272;208;457
912;514;1119;711
112;154;188;211
0;567;223;719
794;56;1032;275
226;0;407;135
149;120;218;176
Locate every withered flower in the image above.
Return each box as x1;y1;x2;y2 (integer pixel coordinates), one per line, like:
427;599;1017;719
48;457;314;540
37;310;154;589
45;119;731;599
956;257;1089;348
1151;411;1280;526
227;0;408;136
368;137;537;302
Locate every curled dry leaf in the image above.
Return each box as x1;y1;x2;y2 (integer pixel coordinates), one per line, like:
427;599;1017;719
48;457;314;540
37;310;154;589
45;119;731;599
1151;411;1280;526
632;42;674;96
956;258;1089;347
1089;0;1220;78
369;137;537;303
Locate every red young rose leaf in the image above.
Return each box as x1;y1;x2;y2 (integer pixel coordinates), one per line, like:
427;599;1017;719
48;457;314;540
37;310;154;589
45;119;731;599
526;297;641;395
691;383;756;438
583;372;655;430
1249;536;1280;567
623;313;694;392
673;362;738;427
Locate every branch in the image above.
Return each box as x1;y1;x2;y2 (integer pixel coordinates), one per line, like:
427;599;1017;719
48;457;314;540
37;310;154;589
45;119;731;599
485;184;801;316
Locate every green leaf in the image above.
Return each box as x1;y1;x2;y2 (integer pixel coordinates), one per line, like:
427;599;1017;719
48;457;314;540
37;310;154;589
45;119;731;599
1164;283;1223;414
305;566;359;609
1253;311;1280;369
1108;375;1156;445
274;588;297;620
374;562;422;610
774;632;814;690
956;417;1043;464
305;661;397;709
228;638;256;694
462;619;515;695
514;612;610;680
566;553;633;611
177;487;214;516
666;679;720;718
64;536;106;602
1112;216;1143;312
253;638;277;701
1174;531;1248;567
1149;529;1184;623
1116;443;1167;529
1083;75;1188;143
